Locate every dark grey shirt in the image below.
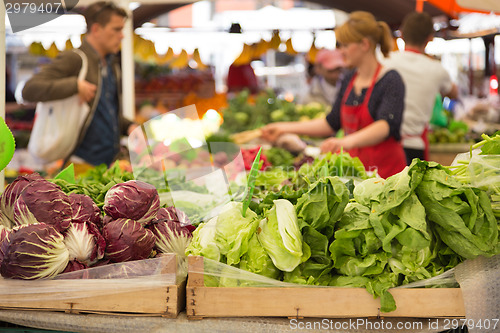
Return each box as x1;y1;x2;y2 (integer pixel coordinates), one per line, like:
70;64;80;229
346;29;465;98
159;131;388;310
326;69;405;141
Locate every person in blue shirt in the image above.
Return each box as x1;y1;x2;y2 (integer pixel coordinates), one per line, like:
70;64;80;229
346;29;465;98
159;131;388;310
23;1;137;166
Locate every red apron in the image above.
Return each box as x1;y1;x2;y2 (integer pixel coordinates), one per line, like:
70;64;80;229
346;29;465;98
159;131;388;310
340;65;406;178
403;125;430;161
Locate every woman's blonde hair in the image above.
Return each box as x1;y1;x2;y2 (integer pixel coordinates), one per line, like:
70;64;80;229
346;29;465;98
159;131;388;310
335;11;394;57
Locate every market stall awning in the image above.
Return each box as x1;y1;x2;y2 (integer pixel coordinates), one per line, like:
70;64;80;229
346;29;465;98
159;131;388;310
308;0;452;27
426;0;500;18
116;0;449;30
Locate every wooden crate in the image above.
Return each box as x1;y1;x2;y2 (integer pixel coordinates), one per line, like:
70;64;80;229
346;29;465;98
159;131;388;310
0;254;185;317
186;256;465;320
428;143;470;166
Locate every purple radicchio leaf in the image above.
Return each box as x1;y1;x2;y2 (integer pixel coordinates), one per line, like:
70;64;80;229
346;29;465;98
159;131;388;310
0;225;10;244
102;218;156;263
61;259;88;274
0;173;44;227
148;219;192;258
156;206;195;232
91;258;111;267
63;222;106;266
13;180;72;233
101;215;113;228
0;225;13;267
103;180;160;225
68;193;102;225
0;224;36;268
0;224;31;266
12;195;40;227
0;223;70;279
0;210;12;229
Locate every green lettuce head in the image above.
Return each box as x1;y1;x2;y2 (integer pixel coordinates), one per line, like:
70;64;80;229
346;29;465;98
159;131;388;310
257;199;305;272
215;201;259;266
239;235;280;280
295;176;349;231
185;217;220;262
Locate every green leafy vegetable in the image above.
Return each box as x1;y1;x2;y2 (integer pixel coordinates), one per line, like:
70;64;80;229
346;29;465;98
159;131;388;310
185;217;221;262
54;164;76;184
295;176;349;231
257;199;307;272
242;147;262;217
215;201;259;266
239;235;280;280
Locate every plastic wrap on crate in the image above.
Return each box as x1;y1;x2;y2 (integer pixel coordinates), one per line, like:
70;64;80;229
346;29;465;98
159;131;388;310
189;256;458;289
0;255;178;303
127;104;247;225
451;149;500;216
186;256;464;320
455;254;500;333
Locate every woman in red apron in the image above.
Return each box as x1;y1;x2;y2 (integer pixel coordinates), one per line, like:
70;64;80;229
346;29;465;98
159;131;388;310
328;64;406;178
261;11;406;178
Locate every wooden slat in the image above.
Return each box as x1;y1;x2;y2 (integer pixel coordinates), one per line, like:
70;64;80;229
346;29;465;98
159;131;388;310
0;254;185;317
0;287;169;314
187;256;205;287
187;286;465;319
186;256;466;319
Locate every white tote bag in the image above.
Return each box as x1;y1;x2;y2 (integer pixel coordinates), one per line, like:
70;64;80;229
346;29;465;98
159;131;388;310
28;49;92;164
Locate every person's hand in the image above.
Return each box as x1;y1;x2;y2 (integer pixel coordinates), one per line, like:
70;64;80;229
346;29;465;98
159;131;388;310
320;136;354;154
261;122;288;143
77;79;97;104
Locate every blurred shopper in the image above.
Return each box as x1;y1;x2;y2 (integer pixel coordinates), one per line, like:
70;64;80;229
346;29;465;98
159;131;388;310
262;11;406;178
383;11;458;165
300;49;345;106
22;1;137;167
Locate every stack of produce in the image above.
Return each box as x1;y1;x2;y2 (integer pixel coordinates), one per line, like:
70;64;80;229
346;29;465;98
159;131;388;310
220;90;327;133
186;151;500;312
448;132;500;217
428;120;472;144
0;174;192;280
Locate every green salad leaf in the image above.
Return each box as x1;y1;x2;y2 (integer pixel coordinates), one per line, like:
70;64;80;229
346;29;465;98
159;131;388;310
257;199;306;272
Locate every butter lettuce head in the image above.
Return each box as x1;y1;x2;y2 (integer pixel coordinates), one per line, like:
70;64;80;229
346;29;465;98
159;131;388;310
295;176;349;231
353;177;386;206
185;217;220;262
214;201;259;266
257;199;304;272
239;234;280;280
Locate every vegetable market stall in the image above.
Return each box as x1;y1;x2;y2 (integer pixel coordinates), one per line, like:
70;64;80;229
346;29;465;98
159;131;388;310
3;115;500;332
0;251;499;333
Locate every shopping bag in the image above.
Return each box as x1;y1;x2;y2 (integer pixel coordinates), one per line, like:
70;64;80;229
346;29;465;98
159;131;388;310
28;49;91;164
430;93;448;127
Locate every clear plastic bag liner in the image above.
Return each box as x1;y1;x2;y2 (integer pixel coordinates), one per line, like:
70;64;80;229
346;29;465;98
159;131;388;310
468;154;500;190
127;105;247;225
0;255;178;302
193;257;300;287
189;256;458;289
393;268;458;289
454;254;500;333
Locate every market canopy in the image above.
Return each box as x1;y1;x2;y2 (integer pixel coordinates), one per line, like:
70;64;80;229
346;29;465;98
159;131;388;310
426;0;500;18
62;0;500;31
125;0;445;29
